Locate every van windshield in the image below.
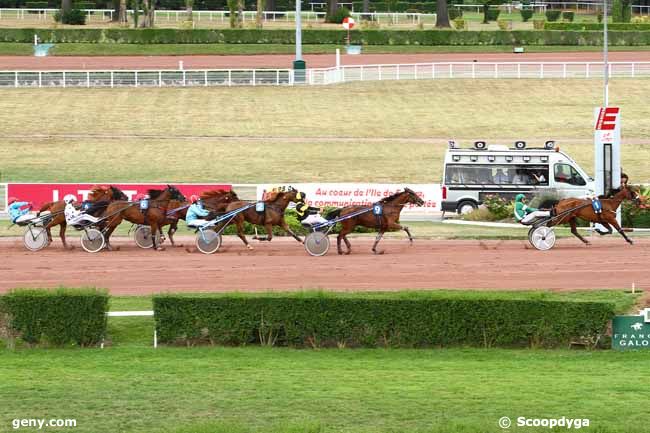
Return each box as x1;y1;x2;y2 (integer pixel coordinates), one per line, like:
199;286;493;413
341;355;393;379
445;164;549;186
554;164;586;186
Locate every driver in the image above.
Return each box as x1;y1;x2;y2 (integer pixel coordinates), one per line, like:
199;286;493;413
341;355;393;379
8;197;34;225
294;192;328;227
64;197;100;226
186;195;211;228
514;194;550;224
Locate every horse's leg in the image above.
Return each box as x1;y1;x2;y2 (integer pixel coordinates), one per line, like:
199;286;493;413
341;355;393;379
60;223;73;250
235;217;252;250
371;230;386;255
168;222;179;247
103;215;123;251
263;223;274;242
281;220;303;243
608;217;634;245
151;221;164;251
338;221;353;255
569;218;590;245
595;221;613;236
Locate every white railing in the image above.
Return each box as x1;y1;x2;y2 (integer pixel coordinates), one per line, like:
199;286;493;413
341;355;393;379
2;62;649;88
0;8;435;24
0;69;294;88
306;61;650;85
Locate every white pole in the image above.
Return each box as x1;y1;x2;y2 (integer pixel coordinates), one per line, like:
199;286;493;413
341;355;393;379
335;48;340;68
295;0;302;61
179;60;184;70
603;0;609;107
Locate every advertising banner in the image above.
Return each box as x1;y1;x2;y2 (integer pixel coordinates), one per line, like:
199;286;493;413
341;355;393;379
6;183;231;209
256;183;441;215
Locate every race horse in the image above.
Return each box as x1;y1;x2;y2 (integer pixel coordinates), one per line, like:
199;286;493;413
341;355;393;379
549;185;640;245
102;185;186;251
223;187;302;249
37;185;128;250
326;187;425;255
161;189;240;247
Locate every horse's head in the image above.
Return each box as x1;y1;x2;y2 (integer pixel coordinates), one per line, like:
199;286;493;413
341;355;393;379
282;187;300;203
109;186;129;201
223;190;240;203
403;187;425;207
88;185;112;201
166;185;186;202
625;185;642;206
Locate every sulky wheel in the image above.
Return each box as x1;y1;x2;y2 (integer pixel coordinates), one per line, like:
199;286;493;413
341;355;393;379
134;225;162;249
529;226;556;251
23;226;49;252
81;228;106;253
304;231;330;257
196;230;222;254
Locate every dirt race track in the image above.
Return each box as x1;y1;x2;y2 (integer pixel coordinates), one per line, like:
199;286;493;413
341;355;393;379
0;236;648;295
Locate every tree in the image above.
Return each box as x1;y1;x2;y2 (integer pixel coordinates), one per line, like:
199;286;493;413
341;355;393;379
256;0;265;28
61;0;72;15
186;0;194;23
325;0;338;22
435;0;450;28
118;0;127;23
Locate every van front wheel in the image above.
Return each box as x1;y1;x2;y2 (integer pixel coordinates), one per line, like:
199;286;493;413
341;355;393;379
457;201;478;215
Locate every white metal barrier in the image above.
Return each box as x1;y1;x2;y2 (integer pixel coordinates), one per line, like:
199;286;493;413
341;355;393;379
0;69;294;88
1;62;649;88
306;61;650;85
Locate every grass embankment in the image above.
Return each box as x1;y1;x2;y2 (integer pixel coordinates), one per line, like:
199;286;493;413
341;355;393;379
0;290;644;433
0;80;649;184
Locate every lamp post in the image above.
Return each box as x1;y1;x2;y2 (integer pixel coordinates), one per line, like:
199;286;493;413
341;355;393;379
293;0;306;82
603;0;609;107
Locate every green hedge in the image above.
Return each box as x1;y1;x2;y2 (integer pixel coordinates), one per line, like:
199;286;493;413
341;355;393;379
545;22;650;31
2;28;650;45
0;288;108;347
153;293;615;349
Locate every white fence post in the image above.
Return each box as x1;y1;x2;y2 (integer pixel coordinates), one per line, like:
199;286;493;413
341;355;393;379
111;70;114;88
159;71;162;87
135;71;138;87
204;70;208;86
86;71;90;87
472;62;475;79
62;71;66;88
14;71;18;88
517;63;521;79
38;71;42;88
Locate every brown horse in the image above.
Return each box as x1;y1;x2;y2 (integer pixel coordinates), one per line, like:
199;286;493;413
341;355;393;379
162;190;240;246
550;185;640;245
325;188;425;255
102;185;185;251
224;187;302;249
37;185;128;250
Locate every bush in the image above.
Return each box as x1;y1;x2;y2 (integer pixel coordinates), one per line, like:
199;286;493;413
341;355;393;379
452;17;465;30
482;194;513;220
612;0;631;22
497;19;512;30
448;7;462;21
0;288;108;347
485;8;500;22
25;1;47;7
54;8;87;24
562;11;574;22
4;28;650;46
326;6;351;24
520;8;533;22
544;22;650;31
153;292;615;349
532;18;545;29
597;10;603;23
545;9;561;22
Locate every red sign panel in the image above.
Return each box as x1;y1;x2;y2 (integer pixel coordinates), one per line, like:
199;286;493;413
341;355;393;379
595;107;620;131
6;183;231;209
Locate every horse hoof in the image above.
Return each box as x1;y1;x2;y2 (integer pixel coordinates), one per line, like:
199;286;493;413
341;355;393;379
156;247;165;251
628;240;634;245
373;250;385;255
345;250;351;256
246;245;254;250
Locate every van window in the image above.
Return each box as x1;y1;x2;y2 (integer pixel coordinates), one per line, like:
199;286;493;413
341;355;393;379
554;164;586;186
445;164;549;186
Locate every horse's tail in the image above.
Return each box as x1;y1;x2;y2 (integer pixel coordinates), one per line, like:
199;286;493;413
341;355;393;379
325;208;341;221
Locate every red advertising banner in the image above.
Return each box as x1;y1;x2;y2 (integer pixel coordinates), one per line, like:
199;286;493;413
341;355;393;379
6;183;231;209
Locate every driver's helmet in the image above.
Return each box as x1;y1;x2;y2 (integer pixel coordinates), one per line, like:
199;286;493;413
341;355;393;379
515;194;525;202
64;197;75;205
190;195;199;204
7;197;18;205
296;191;305;201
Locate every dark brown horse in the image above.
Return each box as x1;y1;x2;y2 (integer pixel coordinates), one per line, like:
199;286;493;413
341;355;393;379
37;185;128;250
550;185;640;245
102;185;185;251
162;190;240;247
326;188;425;255
224;187;302;249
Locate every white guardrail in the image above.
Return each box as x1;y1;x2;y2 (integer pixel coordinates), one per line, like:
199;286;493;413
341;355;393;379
2;62;650;88
0;8;434;24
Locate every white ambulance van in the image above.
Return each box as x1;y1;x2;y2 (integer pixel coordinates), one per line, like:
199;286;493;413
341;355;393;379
441;140;595;214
